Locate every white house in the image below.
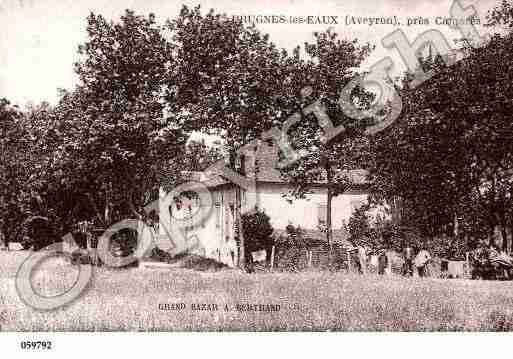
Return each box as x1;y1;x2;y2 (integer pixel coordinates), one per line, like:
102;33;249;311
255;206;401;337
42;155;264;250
157;141;371;267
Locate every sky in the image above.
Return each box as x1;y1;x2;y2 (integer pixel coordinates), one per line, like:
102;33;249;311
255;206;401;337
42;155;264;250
0;0;500;106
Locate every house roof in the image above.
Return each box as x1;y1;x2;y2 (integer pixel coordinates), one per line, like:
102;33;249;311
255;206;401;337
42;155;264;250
200;141;369;189
202;175;231;188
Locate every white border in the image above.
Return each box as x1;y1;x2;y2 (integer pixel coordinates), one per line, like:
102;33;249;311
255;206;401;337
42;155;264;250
1;332;512;359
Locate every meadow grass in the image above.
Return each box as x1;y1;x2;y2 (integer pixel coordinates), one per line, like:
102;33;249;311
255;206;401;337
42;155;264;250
2;251;513;331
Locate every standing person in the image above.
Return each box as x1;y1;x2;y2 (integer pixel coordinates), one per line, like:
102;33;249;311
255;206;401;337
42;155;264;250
402;243;414;276
357;243;368;275
415;246;432;277
378;248;388;275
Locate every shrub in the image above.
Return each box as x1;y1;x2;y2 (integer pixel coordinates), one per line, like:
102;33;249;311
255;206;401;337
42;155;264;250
21;216;58;250
70;249;94;265
347;204;429;253
281;224;308;248
380;222;423;252
149;247;173;262
242;209;274;253
347;204;380;248
347;204;371;240
273;224;309;271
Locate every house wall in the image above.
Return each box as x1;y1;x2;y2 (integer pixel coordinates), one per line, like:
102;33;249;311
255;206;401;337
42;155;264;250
157;183;378;267
251;183;369;230
157;186;239;267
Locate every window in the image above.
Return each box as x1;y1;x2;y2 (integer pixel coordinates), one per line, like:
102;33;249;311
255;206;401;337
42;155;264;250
317;203;327;227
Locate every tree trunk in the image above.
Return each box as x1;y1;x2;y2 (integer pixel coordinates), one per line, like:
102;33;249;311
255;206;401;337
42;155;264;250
391;196;401;225
236;185;245;270
326;167;333;264
453;213;459;238
105;197;110;225
86;193;105;226
0;225;7;249
501;225;508;253
507;226;513;254
492;210;509;252
327;187;333;250
228;140;246;271
104;182;112;226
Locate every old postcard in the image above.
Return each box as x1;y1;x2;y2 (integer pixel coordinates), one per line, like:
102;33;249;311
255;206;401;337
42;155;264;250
1;0;513;347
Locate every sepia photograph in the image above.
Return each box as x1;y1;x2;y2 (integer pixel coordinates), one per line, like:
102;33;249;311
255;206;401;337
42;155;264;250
1;0;513;344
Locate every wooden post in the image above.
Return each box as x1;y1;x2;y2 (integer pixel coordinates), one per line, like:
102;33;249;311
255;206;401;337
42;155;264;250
386;251;392;275
465;251;470;278
326;169;333;266
270;245;275;272
346;250;351;273
92;248;98;266
307;250;313;268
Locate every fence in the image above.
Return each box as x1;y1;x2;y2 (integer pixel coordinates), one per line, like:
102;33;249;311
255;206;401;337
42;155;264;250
270;242;353;272
268;244;473;278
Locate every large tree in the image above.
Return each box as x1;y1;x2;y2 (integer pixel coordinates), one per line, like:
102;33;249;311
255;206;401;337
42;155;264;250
164;5;298;267
45;10;186;231
370;34;513;249
277;30;374;250
184;139;223;172
0;99;33;247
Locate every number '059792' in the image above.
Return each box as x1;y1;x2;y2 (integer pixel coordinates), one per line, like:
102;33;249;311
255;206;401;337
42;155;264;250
20;341;53;350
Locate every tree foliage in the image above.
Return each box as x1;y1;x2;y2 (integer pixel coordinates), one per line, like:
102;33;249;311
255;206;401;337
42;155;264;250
0;10;188;249
0;99;32;246
277;30;374;246
370;34;513;248
184;139;223;172
165;5;290;145
241;209;274;253
50;10;186;228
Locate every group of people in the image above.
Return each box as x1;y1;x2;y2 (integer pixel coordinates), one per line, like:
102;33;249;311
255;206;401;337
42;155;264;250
353;242;432;278
471;242;513;279
402;245;432;277
354;245;389;275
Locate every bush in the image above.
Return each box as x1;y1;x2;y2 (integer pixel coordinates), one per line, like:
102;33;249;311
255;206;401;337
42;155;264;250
347;203;430;253
21;216;58;250
273;224;309;271
281;224;307;248
70;249;94;265
347;204;379;248
347;204;371;240
149;247;173;262
380;222;423;252
242;209;274;253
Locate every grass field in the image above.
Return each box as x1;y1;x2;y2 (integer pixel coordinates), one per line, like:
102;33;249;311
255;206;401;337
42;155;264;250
2;251;513;331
